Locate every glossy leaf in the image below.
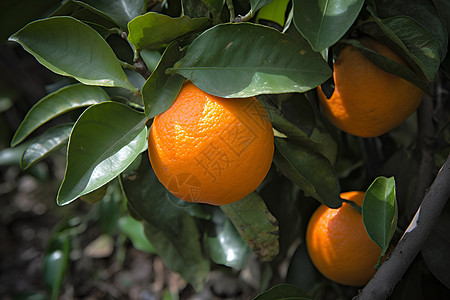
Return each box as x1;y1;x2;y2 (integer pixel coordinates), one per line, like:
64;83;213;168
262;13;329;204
9;17;136;91
422;210;450;288
205;209;251;269
343;39;430;93
253;283;310;300
363;176;397;255
21;123;73;170
169;23;331;98
57;102;147;205
127;12;212;50
364;8;440;83
292;0;365;51
11;84;109;147
274;137;341;208
75;0;146;29
119;215;155;253
221;192;279;262
142;41;185;119
250;0;274;14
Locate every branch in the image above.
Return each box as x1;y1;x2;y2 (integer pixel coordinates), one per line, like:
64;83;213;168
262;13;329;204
354;153;450;300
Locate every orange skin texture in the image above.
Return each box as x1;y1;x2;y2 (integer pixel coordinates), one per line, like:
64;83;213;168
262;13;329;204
318;37;424;137
306;191;382;286
148;82;274;206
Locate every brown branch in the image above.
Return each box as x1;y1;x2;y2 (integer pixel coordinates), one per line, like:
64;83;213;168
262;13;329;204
354;153;450;300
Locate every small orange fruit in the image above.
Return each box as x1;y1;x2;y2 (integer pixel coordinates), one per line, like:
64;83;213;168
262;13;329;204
306;191;382;286
148;81;274;206
317;36;424;137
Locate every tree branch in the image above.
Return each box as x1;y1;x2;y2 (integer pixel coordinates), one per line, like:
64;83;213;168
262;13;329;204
354;153;450;300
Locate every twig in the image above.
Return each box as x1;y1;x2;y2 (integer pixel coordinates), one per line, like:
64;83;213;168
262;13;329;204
226;0;235;22
354;153;450;300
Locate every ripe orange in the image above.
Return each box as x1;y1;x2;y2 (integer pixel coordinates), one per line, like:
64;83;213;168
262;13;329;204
148;81;274;206
317;36;424;137
306;191;382;286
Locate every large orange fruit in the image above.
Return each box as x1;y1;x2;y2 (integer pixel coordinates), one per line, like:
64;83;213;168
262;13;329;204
317;36;424;137
306;191;382;286
148;81;274;206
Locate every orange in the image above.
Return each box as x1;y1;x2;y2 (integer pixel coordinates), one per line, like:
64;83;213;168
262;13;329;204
148;81;274;206
317;36;424;137
306;191;382;286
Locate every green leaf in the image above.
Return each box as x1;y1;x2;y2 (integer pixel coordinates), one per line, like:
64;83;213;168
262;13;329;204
75;0;146;29
292;0;365;51
11;84;109;147
9;17;136;91
221;192;279;262
343;39;430;93
142;41;185;119
21;123;73;170
363;8;440;82
43;235;70;300
127;12;212;50
250;0;274;14
169;23;331;98
274;137;341;208
140;49;162;73
256;0;291;27
363;176;398;255
205;209;251;269
57;101;147;205
119;216;155;253
253;283;311;300
143;218;210;291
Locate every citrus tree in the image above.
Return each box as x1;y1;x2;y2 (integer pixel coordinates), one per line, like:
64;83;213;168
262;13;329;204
3;0;450;299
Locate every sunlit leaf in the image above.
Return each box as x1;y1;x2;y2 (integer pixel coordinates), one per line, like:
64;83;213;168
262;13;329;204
21;123;73;170
292;0;364;51
9;17;136;91
128;12;212;50
363;176;397;255
11;84;109;147
169;22;331;98
57;102;147;205
221;192;279;262
250;0;274;14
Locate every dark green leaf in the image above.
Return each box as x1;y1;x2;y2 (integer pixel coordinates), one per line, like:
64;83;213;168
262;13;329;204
205;209;251;269
363;8;440;83
21;123;73;170
253;283;310;300
128;12;212;50
250;0;274;14
221;192;279;262
140;50;162;73
9;17;136;91
286;242;321;294
75;0;146;29
142;41;185;119
363;176;397;255
11;84;109;147
122;156;210;289
143;218;210;291
119;216;155;253
57;102;147;205
421;210;450;288
292;0;365;51
374;0;448;62
43;235;70;300
274;137;341;208
98;184;122;235
169;23;331;98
